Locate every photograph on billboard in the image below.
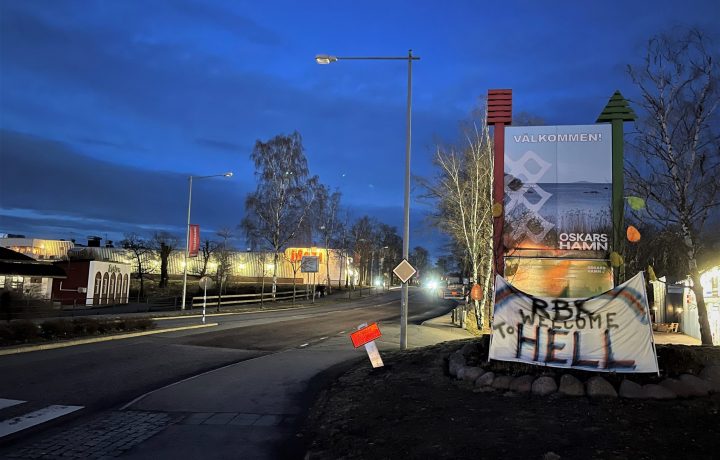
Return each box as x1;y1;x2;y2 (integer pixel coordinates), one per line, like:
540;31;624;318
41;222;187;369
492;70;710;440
504;257;613;298
503;124;612;259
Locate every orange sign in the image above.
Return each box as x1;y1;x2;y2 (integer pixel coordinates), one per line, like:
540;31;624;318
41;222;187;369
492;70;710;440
350;323;382;348
285;247;325;263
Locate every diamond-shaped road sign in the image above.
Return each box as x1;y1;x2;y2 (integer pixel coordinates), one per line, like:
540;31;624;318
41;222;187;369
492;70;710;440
393;259;416;283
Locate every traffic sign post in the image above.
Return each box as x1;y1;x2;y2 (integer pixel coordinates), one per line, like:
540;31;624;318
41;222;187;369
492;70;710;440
393;259;416;350
351;323;384;368
199;276;213;324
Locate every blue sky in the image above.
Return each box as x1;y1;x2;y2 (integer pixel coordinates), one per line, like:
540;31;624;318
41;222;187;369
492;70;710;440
1;0;718;255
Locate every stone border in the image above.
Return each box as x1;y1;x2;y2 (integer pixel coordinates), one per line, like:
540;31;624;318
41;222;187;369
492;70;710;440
448;349;720;400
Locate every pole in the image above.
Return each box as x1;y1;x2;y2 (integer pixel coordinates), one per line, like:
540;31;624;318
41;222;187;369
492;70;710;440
611;119;625;286
400;49;413;350
181;176;192;310
202;282;207;323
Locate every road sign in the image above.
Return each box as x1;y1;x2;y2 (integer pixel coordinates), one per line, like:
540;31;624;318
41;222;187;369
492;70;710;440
350;322;382;348
352;322;384;368
198;276;213;290
393;259;416;283
301;255;319;273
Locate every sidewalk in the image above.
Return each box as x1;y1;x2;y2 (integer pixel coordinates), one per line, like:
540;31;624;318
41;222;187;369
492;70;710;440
3;314;471;460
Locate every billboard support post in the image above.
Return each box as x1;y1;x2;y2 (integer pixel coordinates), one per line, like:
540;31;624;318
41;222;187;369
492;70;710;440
487;89;513;277
597;91;636;286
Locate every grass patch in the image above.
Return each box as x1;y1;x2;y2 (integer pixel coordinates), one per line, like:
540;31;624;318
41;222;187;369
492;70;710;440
1;317;157;347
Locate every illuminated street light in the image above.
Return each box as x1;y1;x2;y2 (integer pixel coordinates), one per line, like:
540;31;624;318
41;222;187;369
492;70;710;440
181;171;233;310
316;50;419;350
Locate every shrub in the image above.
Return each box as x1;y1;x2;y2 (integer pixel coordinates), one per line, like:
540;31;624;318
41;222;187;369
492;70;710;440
0;323;13;344
72;318;100;335
9;320;39;343
120;318;155;332
40;319;74;339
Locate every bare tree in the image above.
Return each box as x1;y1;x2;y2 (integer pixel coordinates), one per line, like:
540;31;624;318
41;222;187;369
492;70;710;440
315;185;342;292
420;119;495;330
196;239;218;278
241;131;319;299
409;246;430;282
213;228;233;312
152;232;179;289
627;28;719;344
121;233;154;301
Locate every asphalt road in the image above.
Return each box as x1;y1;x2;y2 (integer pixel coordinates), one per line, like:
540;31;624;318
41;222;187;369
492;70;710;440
0;287;453;445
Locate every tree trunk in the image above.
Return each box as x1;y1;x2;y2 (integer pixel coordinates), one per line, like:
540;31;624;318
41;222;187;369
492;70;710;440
690;268;714;345
272;252;278;300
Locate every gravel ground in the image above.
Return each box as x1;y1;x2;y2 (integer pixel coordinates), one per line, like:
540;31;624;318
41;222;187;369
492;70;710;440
302;339;720;460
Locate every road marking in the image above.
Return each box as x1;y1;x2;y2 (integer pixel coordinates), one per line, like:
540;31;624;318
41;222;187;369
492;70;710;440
319;336;328;340
0;404;83;438
0;399;25;410
299;343;309;348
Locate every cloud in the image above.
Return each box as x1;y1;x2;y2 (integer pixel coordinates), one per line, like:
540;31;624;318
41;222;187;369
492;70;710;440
0;130;249;239
195;138;247;153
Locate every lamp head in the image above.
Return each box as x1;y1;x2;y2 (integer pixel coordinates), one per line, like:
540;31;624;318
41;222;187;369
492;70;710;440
315;54;338;64
224;172;233;177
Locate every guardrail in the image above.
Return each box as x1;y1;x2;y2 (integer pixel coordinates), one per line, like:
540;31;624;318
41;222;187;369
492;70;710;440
190;290;300;309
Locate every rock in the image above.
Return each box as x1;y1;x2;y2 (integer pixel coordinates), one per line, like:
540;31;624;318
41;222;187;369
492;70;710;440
586;376;617;398
660;378;695;398
475;371;495;387
462;367;484;382
456;366;467;380
532;376;557;396
619;379;644;399
700;365;720;385
642;384;676;400
509;375;534;393
448;352;465;377
543;452;561;460
460;343;477;357
558;374;584;397
678;374;712;396
492;375;513;390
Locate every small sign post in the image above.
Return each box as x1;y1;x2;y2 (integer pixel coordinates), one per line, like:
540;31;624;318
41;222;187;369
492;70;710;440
301;256;320;303
199;276;213;324
351;323;384;368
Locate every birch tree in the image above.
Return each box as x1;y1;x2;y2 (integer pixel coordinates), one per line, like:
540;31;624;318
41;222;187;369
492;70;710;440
241;131;319;299
627;28;719;345
421;121;495;330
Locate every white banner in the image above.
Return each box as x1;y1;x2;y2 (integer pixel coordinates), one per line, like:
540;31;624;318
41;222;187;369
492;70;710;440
490;272;658;373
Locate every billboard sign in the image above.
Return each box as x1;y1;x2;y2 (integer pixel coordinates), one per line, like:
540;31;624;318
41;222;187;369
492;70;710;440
301;255;319;273
504;124;612;258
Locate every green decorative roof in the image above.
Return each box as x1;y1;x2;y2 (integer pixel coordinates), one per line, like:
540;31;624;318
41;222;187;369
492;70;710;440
597;90;636;122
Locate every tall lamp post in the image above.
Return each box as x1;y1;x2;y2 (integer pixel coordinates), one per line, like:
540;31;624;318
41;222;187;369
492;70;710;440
181;172;233;310
316;51;419;350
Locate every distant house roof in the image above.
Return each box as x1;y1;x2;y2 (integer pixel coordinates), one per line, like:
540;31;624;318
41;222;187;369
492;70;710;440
0;247;67;278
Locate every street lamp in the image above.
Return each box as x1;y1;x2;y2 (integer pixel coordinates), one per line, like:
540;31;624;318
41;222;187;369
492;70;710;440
181;171;233;310
315;50;419;350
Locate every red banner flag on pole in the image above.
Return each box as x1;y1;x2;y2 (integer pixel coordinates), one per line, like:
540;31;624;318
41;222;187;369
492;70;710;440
189;224;200;257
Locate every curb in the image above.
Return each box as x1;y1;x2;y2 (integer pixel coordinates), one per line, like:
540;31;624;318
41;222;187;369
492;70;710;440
0;323;219;356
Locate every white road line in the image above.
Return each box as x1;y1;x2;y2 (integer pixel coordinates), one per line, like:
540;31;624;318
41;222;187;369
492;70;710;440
319;336;328;340
299;343;309;348
0;404;83;438
0;399;25;410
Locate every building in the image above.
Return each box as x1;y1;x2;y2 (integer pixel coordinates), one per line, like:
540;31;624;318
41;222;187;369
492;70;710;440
650;265;720;345
0;247;67;300
0;236;74;261
51;260;131;306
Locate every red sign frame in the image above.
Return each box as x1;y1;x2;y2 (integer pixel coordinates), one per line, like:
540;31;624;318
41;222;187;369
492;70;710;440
350;323;382;348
